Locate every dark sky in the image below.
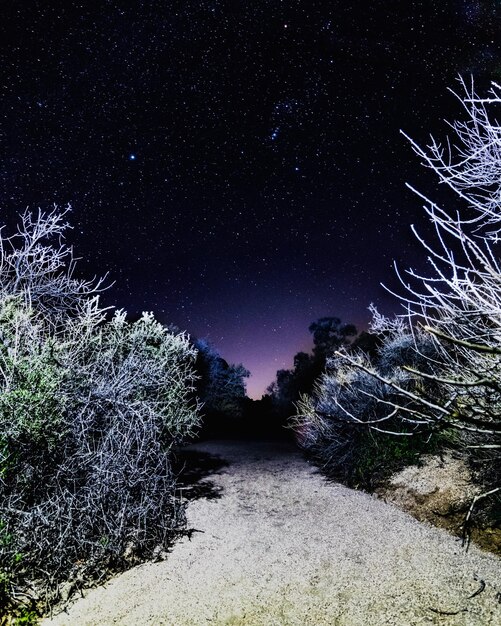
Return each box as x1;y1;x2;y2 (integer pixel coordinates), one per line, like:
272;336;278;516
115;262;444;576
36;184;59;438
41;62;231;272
2;1;500;397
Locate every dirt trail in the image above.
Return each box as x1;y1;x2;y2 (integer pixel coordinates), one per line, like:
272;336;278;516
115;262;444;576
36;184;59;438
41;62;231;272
44;440;501;626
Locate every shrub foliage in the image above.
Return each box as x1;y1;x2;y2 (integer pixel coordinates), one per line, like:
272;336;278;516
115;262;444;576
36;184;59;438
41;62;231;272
0;207;200;617
292;322;445;488
293;80;501;514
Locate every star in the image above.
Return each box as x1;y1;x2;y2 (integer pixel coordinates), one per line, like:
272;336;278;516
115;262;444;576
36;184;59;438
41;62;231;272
129;154;136;160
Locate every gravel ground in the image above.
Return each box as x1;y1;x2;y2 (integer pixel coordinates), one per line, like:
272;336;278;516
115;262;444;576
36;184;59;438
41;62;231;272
44;440;501;626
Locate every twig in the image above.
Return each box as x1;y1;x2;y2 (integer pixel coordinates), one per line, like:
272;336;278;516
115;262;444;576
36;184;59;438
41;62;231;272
428;606;468;616
468;579;486;599
462;487;501;549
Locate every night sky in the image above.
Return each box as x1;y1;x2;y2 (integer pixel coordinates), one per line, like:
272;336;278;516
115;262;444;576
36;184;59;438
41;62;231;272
2;1;501;398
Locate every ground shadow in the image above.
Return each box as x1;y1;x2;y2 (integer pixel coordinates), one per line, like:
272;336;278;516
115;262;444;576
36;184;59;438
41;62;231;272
172;449;230;501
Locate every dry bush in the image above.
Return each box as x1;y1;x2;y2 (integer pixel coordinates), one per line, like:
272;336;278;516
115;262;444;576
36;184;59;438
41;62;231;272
0;207;200;618
294;79;501;533
292;327;445;488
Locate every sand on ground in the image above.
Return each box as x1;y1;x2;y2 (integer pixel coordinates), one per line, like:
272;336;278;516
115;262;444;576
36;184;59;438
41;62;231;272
43;440;501;626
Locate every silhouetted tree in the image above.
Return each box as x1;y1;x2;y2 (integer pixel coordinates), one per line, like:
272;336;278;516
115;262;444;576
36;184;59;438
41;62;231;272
267;316;362;419
194;339;249;436
350;330;382;359
238;394;290;439
309;317;357;359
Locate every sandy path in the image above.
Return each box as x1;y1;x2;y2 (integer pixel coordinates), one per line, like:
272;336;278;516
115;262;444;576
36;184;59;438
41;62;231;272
44;440;501;626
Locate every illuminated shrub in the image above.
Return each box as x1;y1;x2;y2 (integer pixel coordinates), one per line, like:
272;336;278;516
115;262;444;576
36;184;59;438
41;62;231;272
0;207;200;618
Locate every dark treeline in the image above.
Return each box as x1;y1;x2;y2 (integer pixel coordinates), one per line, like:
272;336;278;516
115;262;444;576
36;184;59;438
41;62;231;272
193;340;287;440
266;317;379;423
192;339;249;437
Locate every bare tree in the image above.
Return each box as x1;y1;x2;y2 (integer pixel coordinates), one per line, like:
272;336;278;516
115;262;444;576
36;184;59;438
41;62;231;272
0;205;108;324
401;77;501;234
334;78;501;536
294;79;501;537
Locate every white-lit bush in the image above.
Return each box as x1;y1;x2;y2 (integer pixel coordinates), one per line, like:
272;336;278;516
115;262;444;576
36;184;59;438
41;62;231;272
292;324;442;486
295;79;501;525
0;207;200;616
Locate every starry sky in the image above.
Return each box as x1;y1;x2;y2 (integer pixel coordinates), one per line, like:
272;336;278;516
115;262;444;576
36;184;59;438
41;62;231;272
2;1;501;398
